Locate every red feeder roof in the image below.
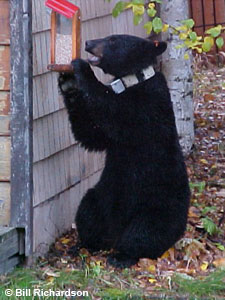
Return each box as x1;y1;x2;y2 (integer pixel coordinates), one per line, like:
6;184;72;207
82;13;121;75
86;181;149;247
45;0;79;18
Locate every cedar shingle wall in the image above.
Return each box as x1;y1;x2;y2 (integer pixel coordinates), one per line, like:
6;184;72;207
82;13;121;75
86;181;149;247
0;0;10;226
33;0;148;254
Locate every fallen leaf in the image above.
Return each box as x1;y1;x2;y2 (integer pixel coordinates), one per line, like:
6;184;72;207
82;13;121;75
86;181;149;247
46;276;55;283
200;261;209;271
148;265;156;273
200;159;208;164
204;94;215;101
188;206;201;218
161;250;169;259
60;238;70;244
213;257;225;268
138;258;156;271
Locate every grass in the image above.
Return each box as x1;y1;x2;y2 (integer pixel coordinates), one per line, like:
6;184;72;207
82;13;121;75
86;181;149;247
0;268;89;300
0;266;142;300
0;265;225;300
173;268;225;299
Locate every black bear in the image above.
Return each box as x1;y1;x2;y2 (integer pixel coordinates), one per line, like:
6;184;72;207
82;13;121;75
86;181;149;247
58;34;190;268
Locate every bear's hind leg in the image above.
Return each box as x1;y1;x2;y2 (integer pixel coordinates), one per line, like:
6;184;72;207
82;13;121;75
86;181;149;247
108;214;173;268
75;188;110;253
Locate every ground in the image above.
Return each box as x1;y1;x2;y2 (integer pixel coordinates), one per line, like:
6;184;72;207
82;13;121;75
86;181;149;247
0;57;225;300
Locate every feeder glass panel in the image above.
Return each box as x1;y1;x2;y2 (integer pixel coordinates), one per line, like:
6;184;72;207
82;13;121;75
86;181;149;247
55;14;72;64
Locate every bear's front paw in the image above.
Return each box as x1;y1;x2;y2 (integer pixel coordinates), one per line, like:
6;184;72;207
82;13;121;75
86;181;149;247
58;73;77;94
72;59;96;88
72;58;91;73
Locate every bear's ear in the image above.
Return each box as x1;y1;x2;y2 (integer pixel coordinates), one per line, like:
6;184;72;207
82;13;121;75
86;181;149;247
153;41;167;56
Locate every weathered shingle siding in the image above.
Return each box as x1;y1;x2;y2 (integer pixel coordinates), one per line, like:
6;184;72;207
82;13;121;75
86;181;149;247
0;0;11;226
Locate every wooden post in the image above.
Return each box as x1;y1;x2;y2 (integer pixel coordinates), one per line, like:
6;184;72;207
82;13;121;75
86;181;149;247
10;0;33;256
50;11;56;64
72;9;81;59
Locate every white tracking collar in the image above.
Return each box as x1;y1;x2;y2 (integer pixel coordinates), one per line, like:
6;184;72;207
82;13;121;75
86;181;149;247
108;65;155;94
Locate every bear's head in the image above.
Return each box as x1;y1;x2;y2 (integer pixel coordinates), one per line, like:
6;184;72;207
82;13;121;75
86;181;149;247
85;34;167;78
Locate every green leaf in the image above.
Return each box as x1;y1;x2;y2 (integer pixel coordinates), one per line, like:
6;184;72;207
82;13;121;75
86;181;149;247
112;1;126;17
201;206;217;216
147;8;157;17
132;4;145;15
181;19;195;29
189;31;197;42
206;25;222;38
152;17;163;34
189;181;206;193
215;243;225;251
216;37;224;49
202;36;214;52
198;181;206;193
144;21;153;35
162;24;169;32
176;25;188;32
151;0;162;3
179;32;188;40
133;14;143;26
201;217;219;236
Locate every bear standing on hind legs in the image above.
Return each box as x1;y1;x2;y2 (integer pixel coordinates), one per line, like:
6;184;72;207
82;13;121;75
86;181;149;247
58;34;190;268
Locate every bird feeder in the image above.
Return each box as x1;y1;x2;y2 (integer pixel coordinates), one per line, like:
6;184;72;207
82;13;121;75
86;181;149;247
45;0;81;72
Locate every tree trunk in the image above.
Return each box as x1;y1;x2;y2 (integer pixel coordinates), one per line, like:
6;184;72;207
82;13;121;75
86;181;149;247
160;0;194;156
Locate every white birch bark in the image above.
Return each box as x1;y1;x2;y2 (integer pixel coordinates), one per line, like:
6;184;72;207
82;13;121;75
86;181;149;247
160;0;194;155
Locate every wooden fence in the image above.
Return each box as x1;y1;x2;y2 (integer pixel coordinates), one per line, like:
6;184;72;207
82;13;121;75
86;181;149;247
190;0;225;51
